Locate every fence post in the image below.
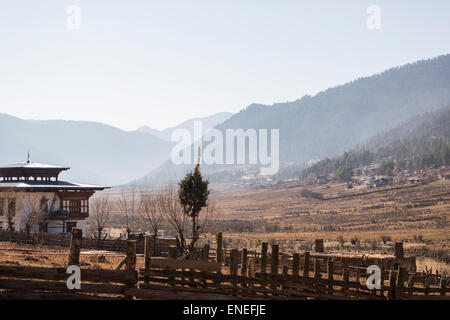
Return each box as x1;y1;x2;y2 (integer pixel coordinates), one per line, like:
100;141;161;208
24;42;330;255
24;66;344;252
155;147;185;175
407;275;415;296
314;258;321;278
303;251;310;277
261;242;268;273
126;240;137;270
388;270;397;300
230;249;238;276
68;228;82;266
201;244;210;262
314;239;324;252
215;232;223;263
440;278;447;296
282;265;288;275
342;268;349;293
248;258;255;278
271;244;279;274
124;241;136;300
292;253;299;276
168;245;177;259
380;266;385;297
397;266;407;286
397;266;408;298
356;267;360;283
241;248;248;276
394;242;404;260
144;235;151;284
327;259;334;293
166;245;178;285
144;235;151;269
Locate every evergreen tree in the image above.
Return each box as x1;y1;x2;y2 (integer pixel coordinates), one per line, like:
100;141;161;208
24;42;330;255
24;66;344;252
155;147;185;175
178;159;210;254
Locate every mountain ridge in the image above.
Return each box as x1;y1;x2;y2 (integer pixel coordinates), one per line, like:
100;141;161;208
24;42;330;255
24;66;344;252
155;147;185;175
134;54;450;186
0;113;174;185
137;112;233;141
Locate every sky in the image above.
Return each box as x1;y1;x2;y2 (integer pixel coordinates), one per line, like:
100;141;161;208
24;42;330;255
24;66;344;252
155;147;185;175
0;1;449;131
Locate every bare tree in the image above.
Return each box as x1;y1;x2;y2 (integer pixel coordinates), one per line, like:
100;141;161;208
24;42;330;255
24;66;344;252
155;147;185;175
140;191;164;255
2;190;17;231
158;185;218;257
116;187;140;238
90;196;112;240
18;193;47;235
158;186;187;256
194;200;217;244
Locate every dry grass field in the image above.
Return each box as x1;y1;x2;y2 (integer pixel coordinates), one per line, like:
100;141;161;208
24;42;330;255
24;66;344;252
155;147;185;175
209;178;450;274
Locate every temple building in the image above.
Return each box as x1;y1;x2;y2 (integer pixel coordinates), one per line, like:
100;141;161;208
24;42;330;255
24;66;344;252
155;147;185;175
0;158;108;234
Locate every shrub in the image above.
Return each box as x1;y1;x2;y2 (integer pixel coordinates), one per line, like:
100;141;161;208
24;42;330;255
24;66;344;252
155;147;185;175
299;188;323;200
381;235;392;244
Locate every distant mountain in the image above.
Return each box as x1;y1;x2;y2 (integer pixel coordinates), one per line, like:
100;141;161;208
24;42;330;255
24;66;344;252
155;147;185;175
299;105;450;179
134;54;450;186
137;112;233;141
0;114;174;185
216;54;450;164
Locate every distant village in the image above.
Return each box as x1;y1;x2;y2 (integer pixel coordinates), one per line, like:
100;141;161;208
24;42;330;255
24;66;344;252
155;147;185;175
211;161;450;191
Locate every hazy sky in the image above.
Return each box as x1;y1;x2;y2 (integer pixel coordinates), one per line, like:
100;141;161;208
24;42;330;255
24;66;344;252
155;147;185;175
1;1;449;131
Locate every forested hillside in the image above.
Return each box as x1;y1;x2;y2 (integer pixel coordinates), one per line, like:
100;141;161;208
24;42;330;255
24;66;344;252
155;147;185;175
300;106;450;180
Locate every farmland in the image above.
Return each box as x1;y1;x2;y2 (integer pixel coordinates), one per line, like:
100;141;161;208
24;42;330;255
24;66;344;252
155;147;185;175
208;177;449;274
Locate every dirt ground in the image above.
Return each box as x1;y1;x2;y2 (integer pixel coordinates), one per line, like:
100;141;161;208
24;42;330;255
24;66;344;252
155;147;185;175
0;242;148;270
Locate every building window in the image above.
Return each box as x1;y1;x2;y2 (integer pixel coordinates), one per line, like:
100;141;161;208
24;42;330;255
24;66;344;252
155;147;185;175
81;200;88;214
65;222;77;233
71;200;80;214
8;199;16;217
0;199;4;216
63;200;88;215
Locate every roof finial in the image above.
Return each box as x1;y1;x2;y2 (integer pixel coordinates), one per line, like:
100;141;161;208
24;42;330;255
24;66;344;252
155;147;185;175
27;149;30;164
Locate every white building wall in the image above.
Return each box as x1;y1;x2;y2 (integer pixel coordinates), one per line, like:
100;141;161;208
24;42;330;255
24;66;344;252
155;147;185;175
47;220;65;234
74;219;86;234
0;191;84;234
0;191;58;231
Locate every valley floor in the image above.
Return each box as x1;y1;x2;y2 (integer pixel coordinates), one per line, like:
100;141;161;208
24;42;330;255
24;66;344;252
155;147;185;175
209;178;450;274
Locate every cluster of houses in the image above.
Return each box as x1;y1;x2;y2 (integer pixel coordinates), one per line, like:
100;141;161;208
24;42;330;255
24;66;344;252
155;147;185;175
316;171;425;188
312;162;449;188
316;174;392;187
359;175;390;187
237;174;274;188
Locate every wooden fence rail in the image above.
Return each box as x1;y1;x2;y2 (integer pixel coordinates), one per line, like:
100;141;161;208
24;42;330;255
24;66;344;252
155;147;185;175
0;230;176;256
0;231;449;300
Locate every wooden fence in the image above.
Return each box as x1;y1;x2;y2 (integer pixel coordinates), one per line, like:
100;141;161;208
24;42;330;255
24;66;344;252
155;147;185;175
0;230;449;300
0;265;137;300
0;230;176;256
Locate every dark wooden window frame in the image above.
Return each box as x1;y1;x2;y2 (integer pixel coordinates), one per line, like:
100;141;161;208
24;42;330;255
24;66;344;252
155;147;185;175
0;198;4;216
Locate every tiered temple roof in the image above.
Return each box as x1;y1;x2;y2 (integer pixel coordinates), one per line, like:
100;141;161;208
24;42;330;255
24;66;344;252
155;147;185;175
0;161;106;191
